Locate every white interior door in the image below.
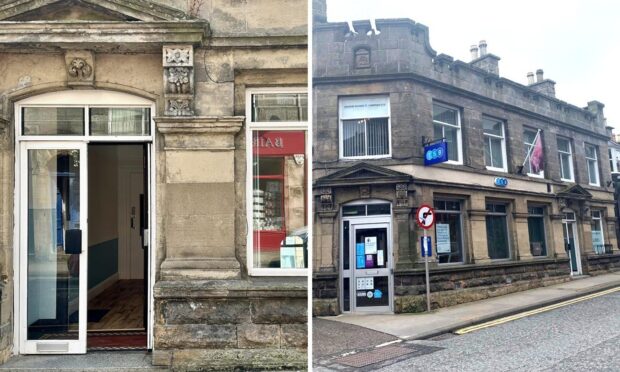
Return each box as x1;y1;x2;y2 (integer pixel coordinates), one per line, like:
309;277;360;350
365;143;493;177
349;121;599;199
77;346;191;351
20;142;87;354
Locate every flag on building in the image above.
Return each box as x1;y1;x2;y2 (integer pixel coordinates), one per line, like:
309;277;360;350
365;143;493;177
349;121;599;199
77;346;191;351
530;131;544;173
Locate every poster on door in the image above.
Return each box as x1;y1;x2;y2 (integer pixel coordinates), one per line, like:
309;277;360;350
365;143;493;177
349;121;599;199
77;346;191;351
436;223;451;253
364;236;377;254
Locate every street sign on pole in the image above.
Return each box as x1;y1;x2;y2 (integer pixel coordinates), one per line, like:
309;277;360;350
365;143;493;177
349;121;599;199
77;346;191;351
416;204;435;313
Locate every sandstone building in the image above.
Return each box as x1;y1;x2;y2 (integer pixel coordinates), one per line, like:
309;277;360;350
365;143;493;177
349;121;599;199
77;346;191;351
0;0;308;369
312;11;620;315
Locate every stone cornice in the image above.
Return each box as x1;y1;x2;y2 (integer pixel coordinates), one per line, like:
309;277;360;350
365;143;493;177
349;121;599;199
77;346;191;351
0;21;208;50
208;35;307;49
155;116;244;135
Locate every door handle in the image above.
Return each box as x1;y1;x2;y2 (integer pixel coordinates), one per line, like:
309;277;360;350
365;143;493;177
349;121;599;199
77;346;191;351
65;229;82;254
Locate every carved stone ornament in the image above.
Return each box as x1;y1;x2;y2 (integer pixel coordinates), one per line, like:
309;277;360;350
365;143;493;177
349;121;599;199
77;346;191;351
360;185;371;198
395;183;409;207
354;48;371;69
319;187;333;212
68;58;92;80
164;46;193;66
166;67;191;94
166;99;193;116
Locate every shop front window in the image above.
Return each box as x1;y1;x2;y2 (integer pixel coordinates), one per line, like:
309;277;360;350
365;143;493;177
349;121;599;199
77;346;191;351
485;202;510;259
247;89;308;275
527;205;547;257
591;210;606;254
433;199;464;264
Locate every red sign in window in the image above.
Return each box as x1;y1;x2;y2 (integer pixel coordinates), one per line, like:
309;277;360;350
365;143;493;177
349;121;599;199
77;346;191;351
252;130;305;156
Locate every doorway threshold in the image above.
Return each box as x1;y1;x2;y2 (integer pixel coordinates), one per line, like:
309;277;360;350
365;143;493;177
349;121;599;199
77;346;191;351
0;351;165;371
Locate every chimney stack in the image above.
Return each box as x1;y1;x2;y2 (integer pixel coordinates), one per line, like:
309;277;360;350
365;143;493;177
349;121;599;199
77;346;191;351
479;40;487;56
527;72;534;85
470;45;479;60
536;69;544;83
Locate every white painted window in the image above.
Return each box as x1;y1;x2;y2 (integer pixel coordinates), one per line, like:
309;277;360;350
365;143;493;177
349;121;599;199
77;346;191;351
433;103;462;164
483;117;507;172
585;144;600;186
591;210;606;254
339;95;391;159
557;137;574;182
246;87;309;276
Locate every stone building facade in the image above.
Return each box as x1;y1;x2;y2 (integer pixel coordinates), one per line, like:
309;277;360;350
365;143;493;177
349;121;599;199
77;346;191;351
0;0;307;370
312;13;620;315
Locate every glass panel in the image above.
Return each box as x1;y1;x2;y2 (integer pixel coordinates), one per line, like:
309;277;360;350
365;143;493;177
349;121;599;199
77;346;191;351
591;212;605;254
490;137;503;168
367;203;391;215
366;118;389;156
343;205;365;216
557;138;569;152
484;138;492;167
355;276;389;307
486;215;509;259
434;200;446;210
23;107;84;136
588;159;598;184
483;118;502;136
342;119;366;157
252;93;308;122
436;212;463;263
343;221;350;270
252;130;307;269
523;130;537;144
27;149;81;340
89;108;150;136
445;126;458;161
528;216;547;256
343;278;350;311
560;153;572;179
354;228;388;269
433;104;457;125
585;145;596;159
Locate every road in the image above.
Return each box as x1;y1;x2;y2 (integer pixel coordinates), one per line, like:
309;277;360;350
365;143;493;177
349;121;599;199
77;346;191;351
314;289;620;371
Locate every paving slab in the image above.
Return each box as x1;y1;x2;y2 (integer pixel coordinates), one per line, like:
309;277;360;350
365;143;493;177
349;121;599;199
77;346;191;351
0;351;166;371
323;272;620;340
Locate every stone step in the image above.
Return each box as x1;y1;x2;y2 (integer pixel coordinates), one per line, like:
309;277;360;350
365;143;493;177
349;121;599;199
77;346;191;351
0;352;167;371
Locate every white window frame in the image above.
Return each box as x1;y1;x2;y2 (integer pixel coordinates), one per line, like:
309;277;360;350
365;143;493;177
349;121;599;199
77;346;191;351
482;117;507;172
13;89;157;353
523;128;545;178
338;95;392;160
432;102;463;165
245;87;309;277
557;137;574;182
591;210;606;254
585;143;600;186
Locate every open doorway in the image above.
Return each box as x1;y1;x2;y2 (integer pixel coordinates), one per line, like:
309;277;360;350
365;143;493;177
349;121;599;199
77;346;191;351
87;144;147;350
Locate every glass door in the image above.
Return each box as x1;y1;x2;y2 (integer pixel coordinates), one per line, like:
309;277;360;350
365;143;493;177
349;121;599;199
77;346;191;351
351;222;392;312
20;142;87;354
562;212;581;275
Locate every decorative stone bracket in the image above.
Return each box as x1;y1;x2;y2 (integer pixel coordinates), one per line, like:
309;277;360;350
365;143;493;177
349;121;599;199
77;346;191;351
163;45;195;116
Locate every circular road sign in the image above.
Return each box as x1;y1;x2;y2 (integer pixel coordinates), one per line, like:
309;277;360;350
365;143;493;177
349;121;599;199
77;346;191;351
416;204;435;230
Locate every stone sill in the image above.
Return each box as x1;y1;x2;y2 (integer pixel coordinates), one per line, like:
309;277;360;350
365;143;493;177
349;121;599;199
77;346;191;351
313;271;338;280
154;277;307;299
395;257;569;276
585;253;620;260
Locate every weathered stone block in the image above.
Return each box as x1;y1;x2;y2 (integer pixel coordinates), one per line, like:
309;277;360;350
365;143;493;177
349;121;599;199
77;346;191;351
250;299;307;324
281;323;308;348
237;324;280;348
161;299;251;325
155;324;237;349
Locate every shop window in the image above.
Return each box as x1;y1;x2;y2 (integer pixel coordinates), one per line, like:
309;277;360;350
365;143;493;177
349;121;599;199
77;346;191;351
485;202;510;259
523;129;544;177
432;103;462;163
527;205;547;257
433;199;463;264
339;95;391;159
557;137;574;182
483;117;506;171
585;144;600;186
247;89;308;275
591;210;606;254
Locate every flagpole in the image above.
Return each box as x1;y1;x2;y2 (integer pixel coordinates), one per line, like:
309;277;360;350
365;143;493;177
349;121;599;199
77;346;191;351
522;129;541;169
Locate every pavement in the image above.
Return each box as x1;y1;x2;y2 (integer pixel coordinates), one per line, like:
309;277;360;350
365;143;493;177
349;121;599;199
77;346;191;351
0;351;165;371
319;271;620;340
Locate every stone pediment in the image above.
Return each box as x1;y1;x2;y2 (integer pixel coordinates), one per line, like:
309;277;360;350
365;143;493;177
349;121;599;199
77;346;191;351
556;184;593;199
0;0;192;22
315;162;412;187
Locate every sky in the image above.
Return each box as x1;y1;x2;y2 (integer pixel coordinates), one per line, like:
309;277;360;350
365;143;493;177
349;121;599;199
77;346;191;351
326;0;620;131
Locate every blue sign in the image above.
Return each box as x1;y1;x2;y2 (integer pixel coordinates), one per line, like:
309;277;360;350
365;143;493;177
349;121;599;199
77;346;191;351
421;236;432;257
424;141;449;166
373;289;383;299
356;255;366;269
494;177;508;187
356;243;365;256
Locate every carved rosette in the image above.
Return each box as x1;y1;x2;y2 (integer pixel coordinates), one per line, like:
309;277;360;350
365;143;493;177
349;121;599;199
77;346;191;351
163;45;194;116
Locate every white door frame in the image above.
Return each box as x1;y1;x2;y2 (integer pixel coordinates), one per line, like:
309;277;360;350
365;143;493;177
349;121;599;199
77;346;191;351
19;141;88;354
341;213;393;313
562;211;582;275
13;90;157;354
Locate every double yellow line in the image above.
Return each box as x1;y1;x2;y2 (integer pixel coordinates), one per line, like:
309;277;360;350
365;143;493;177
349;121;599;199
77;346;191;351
454;286;620;335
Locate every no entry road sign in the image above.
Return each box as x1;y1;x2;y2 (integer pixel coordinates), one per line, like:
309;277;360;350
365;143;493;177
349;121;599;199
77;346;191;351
416;204;435;230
